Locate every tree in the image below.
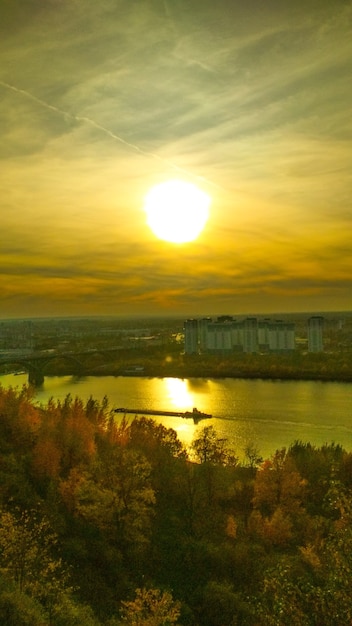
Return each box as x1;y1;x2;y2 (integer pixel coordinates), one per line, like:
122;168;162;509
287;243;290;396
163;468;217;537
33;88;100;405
0;384;38;454
126;418;188;494
128;417;187;462
30;394;100;487
244;442;263;470
58;396;97;474
255;558;310;626
0;581;46;626
255;484;352;625
50;593;100;626
252;448;306;517
191;426;237;466
263;507;293;547
288;441;345;515
198;581;251;626
60;448;155;549
0;508;72;623
119;588;181;626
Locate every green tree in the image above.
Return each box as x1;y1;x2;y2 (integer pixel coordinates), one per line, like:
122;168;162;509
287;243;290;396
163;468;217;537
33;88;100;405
0;508;72;623
256;484;352;625
187;428;238;536
51;593;100;626
288;442;345;515
0;585;46;626
198;580;251;626
255;558;310;626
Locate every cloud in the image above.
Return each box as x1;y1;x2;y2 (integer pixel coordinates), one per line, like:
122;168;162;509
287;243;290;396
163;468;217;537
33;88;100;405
0;0;351;317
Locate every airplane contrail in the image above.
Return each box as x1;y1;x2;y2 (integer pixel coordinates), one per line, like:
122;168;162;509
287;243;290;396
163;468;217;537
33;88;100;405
0;80;221;189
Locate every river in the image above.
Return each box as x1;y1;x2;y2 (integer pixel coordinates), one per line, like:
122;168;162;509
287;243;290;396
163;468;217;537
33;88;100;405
1;373;352;460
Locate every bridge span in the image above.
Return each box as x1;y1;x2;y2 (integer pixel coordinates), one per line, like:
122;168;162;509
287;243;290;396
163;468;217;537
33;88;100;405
0;347;122;386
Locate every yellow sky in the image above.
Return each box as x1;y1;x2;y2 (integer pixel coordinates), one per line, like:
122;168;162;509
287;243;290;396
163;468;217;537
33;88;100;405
1;0;351;318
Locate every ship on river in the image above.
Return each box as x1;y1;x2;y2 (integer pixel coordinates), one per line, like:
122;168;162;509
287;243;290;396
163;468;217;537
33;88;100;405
114;406;212;423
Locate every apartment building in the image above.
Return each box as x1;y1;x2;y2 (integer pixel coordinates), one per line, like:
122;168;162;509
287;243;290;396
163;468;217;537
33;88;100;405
184;319;199;354
308;316;324;352
184;316;296;354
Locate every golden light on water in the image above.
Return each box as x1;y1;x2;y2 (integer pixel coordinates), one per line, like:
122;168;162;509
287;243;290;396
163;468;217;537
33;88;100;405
165;377;194;409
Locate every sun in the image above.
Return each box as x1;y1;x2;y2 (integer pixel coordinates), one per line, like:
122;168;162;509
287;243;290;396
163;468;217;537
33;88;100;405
143;180;211;243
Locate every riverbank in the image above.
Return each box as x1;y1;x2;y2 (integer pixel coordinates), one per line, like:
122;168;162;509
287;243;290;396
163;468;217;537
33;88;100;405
92;350;352;383
3;348;351;384
86;364;352;383
47;357;352;383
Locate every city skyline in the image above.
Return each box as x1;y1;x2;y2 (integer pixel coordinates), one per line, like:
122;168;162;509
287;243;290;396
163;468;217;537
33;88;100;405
1;0;351;318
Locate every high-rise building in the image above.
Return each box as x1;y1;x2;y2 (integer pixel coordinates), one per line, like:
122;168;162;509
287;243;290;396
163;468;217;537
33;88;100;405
198;317;212;351
184;319;198;354
205;322;233;352
308;316;324;352
183;315;296;354
258;319;271;351
269;320;296;351
242;317;258;353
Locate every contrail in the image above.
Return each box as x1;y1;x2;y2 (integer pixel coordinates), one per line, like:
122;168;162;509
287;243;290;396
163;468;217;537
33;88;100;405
0;80;221;189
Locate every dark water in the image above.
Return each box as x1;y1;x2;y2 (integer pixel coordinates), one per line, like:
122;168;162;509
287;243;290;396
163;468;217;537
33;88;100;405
2;373;352;460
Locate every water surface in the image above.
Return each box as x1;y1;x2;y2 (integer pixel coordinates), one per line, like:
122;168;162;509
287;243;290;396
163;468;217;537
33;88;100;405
2;373;351;459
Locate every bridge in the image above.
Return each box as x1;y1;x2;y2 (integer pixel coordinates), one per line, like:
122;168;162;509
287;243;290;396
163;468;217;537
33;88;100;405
0;347;123;386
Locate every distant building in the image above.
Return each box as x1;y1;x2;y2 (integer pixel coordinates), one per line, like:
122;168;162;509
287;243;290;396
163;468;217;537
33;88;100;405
241;318;258;353
184;319;199;354
205;321;233;352
308;316;324;352
268;320;296;352
198;317;212;351
258;319;271;351
184;315;296;354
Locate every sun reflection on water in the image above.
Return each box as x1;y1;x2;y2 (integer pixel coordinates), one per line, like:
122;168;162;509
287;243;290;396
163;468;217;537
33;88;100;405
165;377;194;410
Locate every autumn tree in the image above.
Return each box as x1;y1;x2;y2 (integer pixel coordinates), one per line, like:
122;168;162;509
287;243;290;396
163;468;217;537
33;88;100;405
60;447;155;551
119;587;181;626
252;448;306;517
244;442;263;470
249;448;308;547
30;393;110;492
191;426;237;466
57;395;97;474
0;384;39;454
128;417;186;461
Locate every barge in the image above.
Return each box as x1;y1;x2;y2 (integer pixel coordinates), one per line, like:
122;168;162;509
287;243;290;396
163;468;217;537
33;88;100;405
114;406;212;422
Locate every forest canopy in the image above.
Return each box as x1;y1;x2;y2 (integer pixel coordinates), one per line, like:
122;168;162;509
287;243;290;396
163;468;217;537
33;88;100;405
0;383;351;625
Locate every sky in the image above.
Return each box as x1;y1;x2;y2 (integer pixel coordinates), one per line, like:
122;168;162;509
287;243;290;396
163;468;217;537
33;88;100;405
1;0;351;319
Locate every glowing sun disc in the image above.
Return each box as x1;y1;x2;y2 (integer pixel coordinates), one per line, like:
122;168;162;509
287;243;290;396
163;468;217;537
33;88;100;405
144;180;211;243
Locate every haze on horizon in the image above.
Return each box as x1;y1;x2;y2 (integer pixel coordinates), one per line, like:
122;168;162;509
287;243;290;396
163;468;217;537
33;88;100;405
1;0;351;319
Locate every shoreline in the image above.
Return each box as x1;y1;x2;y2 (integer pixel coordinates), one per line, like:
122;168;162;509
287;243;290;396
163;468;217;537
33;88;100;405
39;367;352;384
87;359;352;383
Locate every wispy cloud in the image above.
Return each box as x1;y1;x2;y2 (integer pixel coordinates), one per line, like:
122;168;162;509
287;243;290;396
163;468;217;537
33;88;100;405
0;0;351;316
